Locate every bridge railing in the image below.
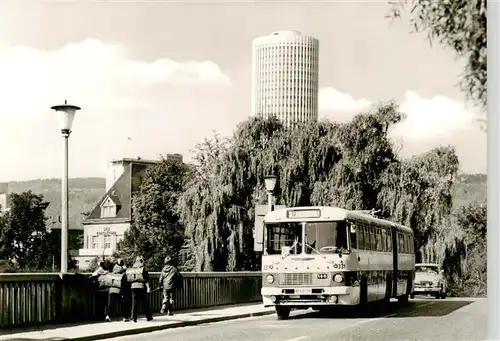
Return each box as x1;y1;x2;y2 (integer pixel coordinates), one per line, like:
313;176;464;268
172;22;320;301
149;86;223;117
0;272;263;329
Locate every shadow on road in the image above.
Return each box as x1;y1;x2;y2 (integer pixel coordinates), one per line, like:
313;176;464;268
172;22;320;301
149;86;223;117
288;299;474;320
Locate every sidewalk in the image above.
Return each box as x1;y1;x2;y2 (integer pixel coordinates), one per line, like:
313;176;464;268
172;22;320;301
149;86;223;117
0;303;275;341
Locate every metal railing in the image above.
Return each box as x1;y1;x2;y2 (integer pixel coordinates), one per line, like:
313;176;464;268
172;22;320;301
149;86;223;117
0;272;262;328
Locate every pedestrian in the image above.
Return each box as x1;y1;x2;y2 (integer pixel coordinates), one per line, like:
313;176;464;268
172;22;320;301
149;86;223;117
104;259;130;322
125;256;153;322
90;261;109;320
158;256;180;315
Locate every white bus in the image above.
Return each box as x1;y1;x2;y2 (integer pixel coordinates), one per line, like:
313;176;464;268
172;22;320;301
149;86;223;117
255;206;415;319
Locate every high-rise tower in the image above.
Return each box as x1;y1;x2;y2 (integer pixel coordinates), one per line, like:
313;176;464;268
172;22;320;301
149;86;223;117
251;30;319;127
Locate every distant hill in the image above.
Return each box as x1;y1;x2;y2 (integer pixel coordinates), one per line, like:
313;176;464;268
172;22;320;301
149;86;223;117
2;173;486;231
6;178;106;230
452;173;487;209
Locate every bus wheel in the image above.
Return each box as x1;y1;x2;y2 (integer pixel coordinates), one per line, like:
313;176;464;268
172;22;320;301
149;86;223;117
383;275;392;306
358;275;368;317
398;294;409;306
276;306;291;320
360;276;368;306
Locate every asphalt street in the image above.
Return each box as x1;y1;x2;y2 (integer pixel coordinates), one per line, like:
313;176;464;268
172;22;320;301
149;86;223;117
103;297;486;341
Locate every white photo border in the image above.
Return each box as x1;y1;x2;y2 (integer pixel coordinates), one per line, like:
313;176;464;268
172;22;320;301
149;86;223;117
488;3;498;340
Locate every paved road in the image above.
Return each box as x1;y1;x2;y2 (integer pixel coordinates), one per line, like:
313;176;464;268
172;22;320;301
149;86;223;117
104;298;486;341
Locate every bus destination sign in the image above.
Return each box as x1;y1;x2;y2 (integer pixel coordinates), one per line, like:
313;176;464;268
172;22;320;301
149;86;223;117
287;209;321;219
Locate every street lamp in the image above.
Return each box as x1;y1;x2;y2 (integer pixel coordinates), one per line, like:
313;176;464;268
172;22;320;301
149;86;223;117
51;100;81;273
264;175;277;213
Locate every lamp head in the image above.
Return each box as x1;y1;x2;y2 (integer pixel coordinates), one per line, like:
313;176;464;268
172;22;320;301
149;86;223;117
264;175;277;193
51;100;81;134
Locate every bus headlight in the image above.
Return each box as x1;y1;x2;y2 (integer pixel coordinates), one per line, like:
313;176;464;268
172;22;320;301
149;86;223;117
333;274;344;283
266;274;275;284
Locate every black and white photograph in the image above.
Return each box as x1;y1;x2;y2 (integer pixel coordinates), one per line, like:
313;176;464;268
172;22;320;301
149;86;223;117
0;1;489;340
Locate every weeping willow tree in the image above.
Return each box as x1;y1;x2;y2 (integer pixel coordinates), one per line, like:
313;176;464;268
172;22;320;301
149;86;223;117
177;101;405;271
377;146;460;263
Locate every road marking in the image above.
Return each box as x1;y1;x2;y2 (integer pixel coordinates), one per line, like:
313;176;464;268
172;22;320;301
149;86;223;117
285;336;310;341
355;317;383;325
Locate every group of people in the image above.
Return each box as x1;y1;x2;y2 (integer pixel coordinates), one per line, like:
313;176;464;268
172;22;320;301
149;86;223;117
91;255;181;323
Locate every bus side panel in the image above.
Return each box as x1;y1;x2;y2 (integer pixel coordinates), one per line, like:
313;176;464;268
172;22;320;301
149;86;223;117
356;250;393;303
391;225;398;297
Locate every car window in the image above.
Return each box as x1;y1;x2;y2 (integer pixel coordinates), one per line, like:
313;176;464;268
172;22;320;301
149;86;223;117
416;266;439;274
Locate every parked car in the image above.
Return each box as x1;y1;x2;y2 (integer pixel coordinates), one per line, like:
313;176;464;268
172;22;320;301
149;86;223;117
411;263;447;299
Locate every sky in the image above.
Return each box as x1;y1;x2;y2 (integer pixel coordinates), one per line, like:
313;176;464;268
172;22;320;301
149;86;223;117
0;1;486;182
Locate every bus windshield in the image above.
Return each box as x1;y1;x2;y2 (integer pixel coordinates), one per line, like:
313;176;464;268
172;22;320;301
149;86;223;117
305;221;348;254
265;221;348;255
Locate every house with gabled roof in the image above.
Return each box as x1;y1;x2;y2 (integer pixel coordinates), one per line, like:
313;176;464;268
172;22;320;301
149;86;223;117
75;154;183;270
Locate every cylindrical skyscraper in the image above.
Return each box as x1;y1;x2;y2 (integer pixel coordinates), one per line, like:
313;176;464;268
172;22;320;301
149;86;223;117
251;30;319;128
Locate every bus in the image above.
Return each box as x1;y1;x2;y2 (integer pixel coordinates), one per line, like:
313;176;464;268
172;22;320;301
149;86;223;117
256;206;415;319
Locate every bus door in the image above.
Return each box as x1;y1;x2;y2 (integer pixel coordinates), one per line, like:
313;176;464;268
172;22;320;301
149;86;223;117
391;224;398;297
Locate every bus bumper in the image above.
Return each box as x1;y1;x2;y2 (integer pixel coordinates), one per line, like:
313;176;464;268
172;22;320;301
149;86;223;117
261;286;354;307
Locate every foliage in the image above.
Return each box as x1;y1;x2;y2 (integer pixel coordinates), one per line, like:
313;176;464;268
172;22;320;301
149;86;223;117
178;102;422;271
88;256;116;272
378;146;460;260
0;191;57;270
388;0;487;110
444;202;487;297
116;159;189;271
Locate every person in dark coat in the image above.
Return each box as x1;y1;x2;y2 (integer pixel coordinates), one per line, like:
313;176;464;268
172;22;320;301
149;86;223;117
158;256;178;315
90;261;108;279
127;256;153;322
105;259;129;322
90;261;109;320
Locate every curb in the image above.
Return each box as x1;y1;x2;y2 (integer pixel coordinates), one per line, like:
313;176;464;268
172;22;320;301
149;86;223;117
68;310;276;341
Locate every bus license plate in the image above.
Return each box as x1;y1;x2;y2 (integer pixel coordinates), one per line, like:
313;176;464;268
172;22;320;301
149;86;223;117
295;288;312;294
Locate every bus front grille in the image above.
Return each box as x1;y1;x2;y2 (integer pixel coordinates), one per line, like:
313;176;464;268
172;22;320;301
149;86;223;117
278;273;318;286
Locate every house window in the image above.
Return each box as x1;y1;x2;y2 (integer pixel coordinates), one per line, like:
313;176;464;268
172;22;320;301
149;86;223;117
101;198;116;218
92;236;99;249
104;236;111;249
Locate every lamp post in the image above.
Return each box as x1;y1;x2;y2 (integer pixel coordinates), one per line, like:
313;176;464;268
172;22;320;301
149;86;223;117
264;175;277;213
51;101;81;273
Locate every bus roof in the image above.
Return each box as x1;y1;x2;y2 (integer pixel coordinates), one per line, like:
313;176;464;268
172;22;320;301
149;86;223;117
264;206;413;234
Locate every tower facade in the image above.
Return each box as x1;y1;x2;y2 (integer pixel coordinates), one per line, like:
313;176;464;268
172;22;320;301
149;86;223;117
251;30;319;127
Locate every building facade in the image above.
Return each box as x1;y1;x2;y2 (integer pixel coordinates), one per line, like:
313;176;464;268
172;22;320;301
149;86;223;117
251;30;320;128
76;154;183;269
0;183;9;216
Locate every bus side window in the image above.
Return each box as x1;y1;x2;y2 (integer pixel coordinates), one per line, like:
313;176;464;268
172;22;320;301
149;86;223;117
376;228;382;251
363;225;368;250
349;222;357;249
365;226;370;251
387;229;392;252
357;224;364;250
370;227;376;250
381;229;387;252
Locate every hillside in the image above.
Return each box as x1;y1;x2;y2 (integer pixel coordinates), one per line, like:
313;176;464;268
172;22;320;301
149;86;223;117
452;173;487;209
3;173;486;231
6;178;106;230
